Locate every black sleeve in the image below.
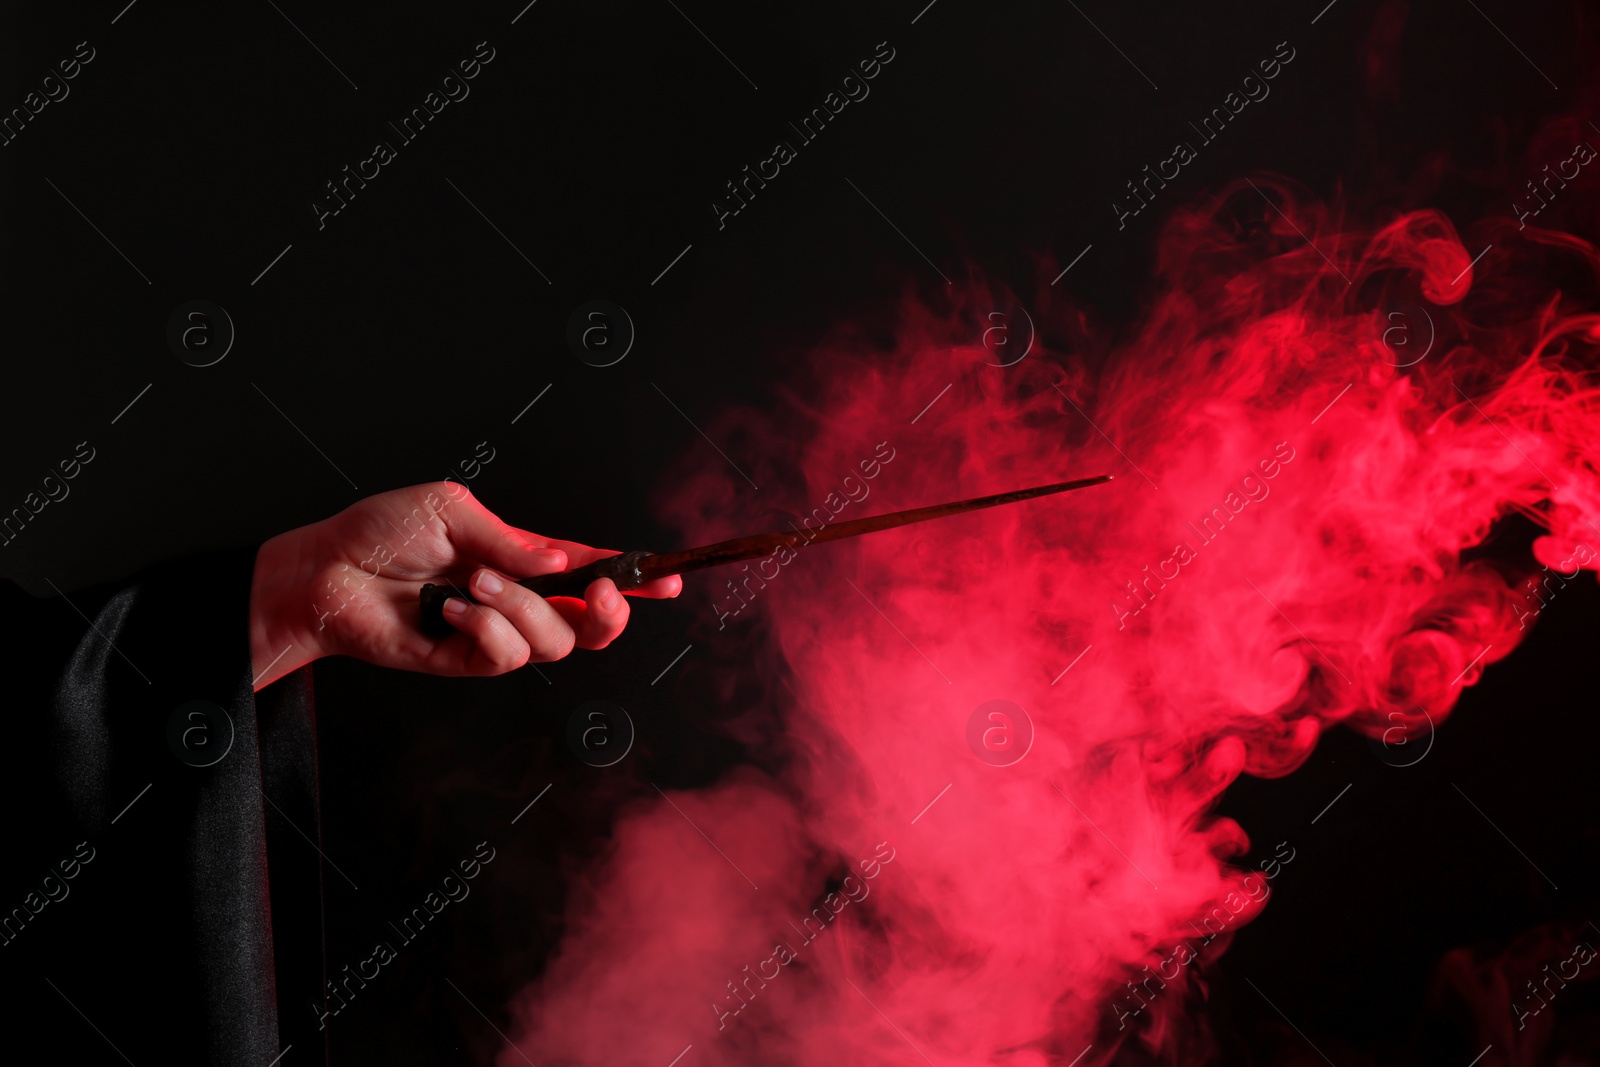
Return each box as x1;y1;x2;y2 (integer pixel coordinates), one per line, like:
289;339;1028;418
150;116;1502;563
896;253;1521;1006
0;549;328;1067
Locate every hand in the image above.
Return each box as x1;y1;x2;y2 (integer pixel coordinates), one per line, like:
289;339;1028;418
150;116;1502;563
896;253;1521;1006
248;483;681;690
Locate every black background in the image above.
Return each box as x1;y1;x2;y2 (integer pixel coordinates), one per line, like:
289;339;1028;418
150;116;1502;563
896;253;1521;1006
3;0;1596;1063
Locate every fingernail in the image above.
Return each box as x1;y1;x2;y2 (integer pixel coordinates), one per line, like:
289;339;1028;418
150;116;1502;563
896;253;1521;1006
443;598;469;617
533;548;567;568
476;571;504;596
600;586;620;610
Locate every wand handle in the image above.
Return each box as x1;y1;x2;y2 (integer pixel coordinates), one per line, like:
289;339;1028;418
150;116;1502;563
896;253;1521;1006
418;551;656;637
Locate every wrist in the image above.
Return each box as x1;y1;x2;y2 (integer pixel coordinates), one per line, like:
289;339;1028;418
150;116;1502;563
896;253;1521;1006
249;527;328;690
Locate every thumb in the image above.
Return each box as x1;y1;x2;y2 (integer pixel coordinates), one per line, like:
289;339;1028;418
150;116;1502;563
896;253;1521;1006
434;484;567;577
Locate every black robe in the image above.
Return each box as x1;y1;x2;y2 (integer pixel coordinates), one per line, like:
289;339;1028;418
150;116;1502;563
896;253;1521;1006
1;549;327;1066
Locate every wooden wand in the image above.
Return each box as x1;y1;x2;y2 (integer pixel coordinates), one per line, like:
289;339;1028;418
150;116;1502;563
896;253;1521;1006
418;474;1112;634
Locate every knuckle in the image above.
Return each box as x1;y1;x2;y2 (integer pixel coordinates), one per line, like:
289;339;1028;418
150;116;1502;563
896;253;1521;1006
585;612;626;650
501;583;544;623
478;614;525;670
537;625;577;662
489;638;530;675
430;479;473;507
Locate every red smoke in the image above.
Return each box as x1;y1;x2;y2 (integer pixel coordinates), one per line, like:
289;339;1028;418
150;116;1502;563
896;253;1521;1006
497;71;1600;1067
1430;920;1600;1065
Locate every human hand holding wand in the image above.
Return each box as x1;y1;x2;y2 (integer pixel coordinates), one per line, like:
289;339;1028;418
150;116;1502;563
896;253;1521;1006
247;483;682;689
248;475;1110;690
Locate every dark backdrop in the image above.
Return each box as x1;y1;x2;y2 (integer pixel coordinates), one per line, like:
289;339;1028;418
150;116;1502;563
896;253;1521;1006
3;1;1594;1064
